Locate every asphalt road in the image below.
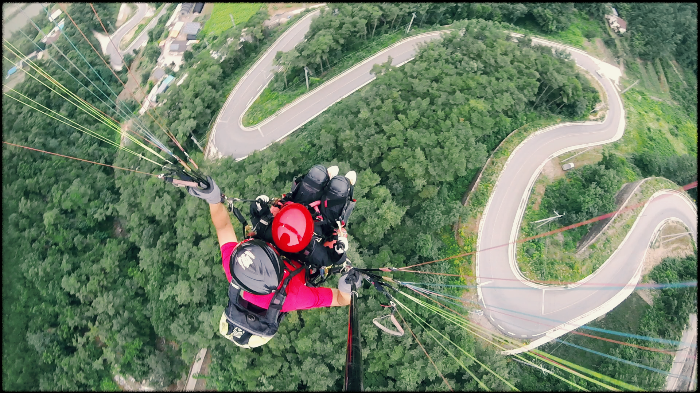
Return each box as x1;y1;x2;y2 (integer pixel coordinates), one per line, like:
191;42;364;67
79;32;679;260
124;5;169;57
106;3;148;69
208;11;446;160
206;11;698;351
665;314;697;391
476;42;697;351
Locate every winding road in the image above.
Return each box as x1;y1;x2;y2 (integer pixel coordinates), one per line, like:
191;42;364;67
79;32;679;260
204;10;697;353
102;3;168;70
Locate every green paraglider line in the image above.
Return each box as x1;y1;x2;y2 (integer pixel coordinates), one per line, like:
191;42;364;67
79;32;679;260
2;42;172;165
4;92;163;166
16;14;168;156
392;297;495;391
3;141;160;177
394;308;454;392
397;282;647;391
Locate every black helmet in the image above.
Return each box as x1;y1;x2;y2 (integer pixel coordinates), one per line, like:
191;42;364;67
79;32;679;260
230;239;284;295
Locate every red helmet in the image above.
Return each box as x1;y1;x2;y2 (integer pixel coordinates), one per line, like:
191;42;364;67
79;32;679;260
272;203;314;253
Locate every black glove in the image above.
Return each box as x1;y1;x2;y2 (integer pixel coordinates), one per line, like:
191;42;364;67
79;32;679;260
253;195;271;216
187;176;223;205
338;269;363;294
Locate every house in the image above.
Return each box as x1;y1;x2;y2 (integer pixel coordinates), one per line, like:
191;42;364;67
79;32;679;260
6;66;18;78
193;3;204;14
156;75;176;95
152;67;165;81
606;14;627;35
611;8;618;17
41;30;61;46
615;17;627;34
145;74;176;108
182;22;201;41
169;40;187;53
48;9;62;22
181;3;194;15
170;21;184;38
14;51;38;71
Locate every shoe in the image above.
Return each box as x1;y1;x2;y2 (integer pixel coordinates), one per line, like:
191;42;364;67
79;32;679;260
327;165;339;178
345;171;356;186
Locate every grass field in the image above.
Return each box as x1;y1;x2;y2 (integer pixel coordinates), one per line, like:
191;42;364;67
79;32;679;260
514;10;606;50
201;3;263;37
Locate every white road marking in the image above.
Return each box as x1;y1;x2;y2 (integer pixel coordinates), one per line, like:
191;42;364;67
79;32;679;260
489;315;494;321
498;324;504;330
542;289;545;315
479;281;492;286
258;127;263;137
533;332;545;337
507;331;515;336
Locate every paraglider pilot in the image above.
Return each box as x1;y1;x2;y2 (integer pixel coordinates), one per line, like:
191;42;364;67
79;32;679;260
187;172;361;348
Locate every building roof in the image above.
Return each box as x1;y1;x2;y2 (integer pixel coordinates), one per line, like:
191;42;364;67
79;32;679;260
181;3;194;13
170;40;187;52
152;67;165;81
43;32;60;46
49;9;63;21
193;3;204;13
182;22;201;35
162;75;175;86
156;75;176;94
615;17;627;30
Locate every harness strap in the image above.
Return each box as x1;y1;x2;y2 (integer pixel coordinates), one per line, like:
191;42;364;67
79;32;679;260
372;314;405;336
323;198;348;208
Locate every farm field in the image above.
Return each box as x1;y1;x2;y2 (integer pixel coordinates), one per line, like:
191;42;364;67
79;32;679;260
201;3;263;37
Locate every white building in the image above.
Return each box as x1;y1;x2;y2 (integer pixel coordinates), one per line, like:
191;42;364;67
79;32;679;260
48;9;62;22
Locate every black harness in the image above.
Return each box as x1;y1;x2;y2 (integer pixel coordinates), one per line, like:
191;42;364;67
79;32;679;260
222;265;303;347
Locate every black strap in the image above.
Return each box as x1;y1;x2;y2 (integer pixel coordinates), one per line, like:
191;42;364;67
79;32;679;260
279;265;304;292
323;198;347;208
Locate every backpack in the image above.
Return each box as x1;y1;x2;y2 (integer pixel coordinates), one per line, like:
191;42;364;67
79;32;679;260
219;266;303;348
284;166;356;227
320;175;356;226
286;164;330;207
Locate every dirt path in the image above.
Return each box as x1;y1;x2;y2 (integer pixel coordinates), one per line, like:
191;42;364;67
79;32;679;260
184;348;208;391
193;349;212;391
665;314;698;391
117;49;146;104
264;3;325;28
93;30;111;56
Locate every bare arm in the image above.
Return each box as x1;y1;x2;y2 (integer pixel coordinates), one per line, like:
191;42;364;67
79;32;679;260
210;202;237;247
329;288;351;307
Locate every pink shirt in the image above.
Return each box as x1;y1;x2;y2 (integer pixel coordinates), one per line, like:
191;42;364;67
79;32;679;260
221;242;333;312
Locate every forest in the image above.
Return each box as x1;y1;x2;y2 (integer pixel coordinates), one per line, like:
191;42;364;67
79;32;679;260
2;2;696;392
